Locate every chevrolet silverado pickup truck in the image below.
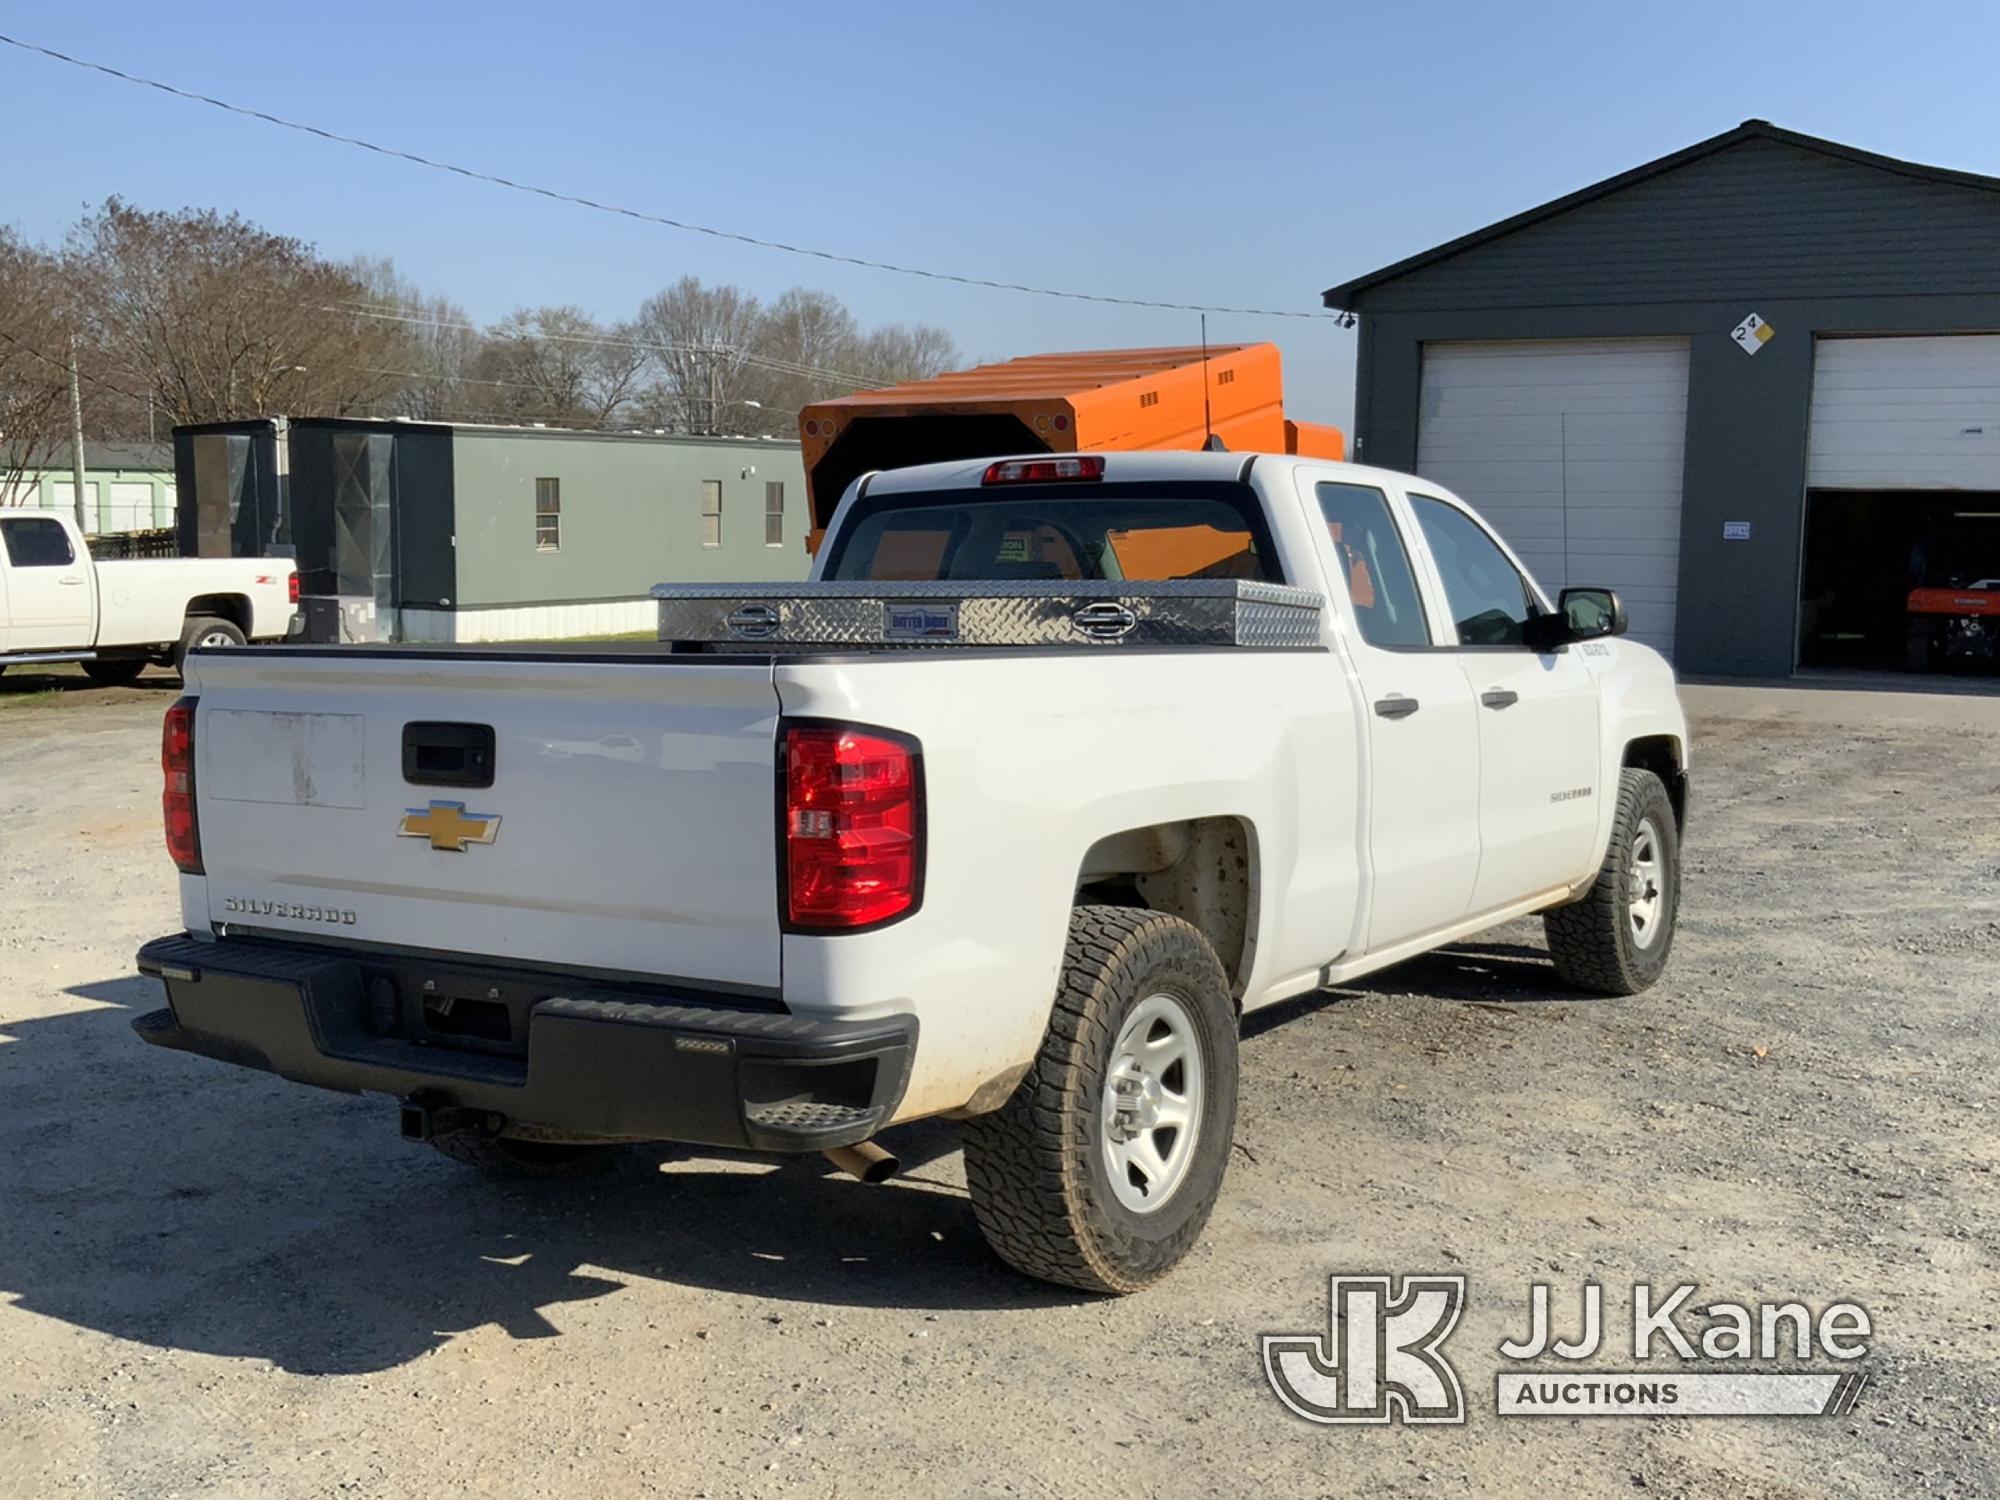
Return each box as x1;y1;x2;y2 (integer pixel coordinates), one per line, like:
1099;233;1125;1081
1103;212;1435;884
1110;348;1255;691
0;510;294;683
133;451;1689;1293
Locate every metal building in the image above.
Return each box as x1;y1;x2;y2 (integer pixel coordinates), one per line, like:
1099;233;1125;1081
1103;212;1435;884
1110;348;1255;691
173;417;809;642
1324;120;2000;679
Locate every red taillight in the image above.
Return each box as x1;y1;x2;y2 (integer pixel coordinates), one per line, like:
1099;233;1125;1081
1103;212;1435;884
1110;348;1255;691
163;696;202;874
982;455;1104;485
288;571;300;605
783;723;920;930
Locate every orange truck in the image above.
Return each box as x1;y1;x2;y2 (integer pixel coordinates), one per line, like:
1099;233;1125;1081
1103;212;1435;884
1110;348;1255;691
798;342;1343;548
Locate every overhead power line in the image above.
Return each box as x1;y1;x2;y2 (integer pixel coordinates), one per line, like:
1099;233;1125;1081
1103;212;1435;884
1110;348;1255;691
0;31;1333;323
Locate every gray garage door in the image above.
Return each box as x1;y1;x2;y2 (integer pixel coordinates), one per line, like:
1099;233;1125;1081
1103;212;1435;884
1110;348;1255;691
1416;338;1691;655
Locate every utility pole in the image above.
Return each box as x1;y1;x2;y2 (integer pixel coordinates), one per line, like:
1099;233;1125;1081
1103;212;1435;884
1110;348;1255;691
708;348;721;436
67;335;89;532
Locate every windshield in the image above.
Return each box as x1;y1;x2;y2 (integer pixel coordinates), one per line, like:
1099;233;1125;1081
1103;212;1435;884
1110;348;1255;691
821;481;1281;584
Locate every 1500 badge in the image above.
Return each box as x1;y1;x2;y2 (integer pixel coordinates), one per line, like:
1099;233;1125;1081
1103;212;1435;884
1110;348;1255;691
223;897;357;926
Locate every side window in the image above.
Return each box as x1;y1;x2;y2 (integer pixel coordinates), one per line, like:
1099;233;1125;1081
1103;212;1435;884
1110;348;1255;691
533;478;560;552
1;516;76;568
1408;495;1538;648
701;480;723;548
1314;482;1430;647
764;481;785;547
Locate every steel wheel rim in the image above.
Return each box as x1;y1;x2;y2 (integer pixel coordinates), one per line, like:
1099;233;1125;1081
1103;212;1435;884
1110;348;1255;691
1099;992;1204;1214
1628;818;1665;950
197;629;236;648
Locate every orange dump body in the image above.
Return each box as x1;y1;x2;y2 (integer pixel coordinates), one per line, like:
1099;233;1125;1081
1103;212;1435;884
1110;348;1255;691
798;343;1343;547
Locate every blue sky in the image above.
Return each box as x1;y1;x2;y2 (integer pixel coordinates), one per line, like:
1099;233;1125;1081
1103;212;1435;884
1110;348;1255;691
6;2;1998;428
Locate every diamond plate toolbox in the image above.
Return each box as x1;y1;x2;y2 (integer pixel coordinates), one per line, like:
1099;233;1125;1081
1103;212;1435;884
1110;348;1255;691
652;580;1324;650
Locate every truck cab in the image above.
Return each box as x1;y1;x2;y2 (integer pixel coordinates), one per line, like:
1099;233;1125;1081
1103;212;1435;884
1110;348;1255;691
0;510;294;681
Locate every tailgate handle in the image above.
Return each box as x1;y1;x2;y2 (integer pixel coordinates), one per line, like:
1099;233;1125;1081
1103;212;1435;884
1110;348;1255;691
403;722;495;788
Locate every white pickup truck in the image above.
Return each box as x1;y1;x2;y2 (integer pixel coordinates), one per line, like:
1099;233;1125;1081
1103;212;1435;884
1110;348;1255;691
0;510;294;684
133;451;1688;1293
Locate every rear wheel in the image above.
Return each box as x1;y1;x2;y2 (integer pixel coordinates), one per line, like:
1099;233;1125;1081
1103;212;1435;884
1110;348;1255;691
81;657;147;687
429;1131;609;1179
1544;767;1680;995
175;616;245;675
961;905;1238;1294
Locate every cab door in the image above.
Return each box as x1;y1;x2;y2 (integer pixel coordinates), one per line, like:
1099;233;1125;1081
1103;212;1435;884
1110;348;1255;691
1306;475;1483;951
1403;489;1601;912
0;514;94;651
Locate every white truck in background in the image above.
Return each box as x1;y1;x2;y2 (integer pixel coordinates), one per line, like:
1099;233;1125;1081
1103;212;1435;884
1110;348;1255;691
133;450;1689;1293
0;510;294;683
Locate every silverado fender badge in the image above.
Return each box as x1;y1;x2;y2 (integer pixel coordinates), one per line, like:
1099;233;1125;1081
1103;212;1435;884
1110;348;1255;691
399;800;502;852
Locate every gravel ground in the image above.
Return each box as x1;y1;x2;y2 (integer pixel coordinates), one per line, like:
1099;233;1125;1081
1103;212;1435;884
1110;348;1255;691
1;666;1996;1498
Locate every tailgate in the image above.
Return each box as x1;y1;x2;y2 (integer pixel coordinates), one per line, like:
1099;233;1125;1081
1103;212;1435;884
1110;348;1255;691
186;651;783;991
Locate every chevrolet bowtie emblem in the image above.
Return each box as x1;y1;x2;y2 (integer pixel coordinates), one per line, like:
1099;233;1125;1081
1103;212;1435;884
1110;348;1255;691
398;800;501;852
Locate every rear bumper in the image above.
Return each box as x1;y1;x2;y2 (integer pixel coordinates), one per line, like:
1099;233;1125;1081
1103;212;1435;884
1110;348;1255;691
134;934;915;1152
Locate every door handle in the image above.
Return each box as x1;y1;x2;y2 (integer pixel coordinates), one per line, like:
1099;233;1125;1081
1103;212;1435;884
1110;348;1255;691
1480;689;1520;709
1373;695;1420;719
57;575;86;586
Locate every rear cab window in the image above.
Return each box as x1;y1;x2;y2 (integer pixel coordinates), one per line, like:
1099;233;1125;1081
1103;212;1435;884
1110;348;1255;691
821;482;1284;584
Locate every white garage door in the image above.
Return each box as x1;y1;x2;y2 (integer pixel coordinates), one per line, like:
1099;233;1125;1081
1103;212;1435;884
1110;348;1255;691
1809;335;2000;489
1417;338;1691;655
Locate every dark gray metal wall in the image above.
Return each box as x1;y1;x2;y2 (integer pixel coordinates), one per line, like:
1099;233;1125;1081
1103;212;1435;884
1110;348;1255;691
1344;138;2000;677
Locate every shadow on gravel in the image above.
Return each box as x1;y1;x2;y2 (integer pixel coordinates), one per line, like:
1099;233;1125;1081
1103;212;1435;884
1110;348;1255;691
1242;939;1592;1039
0;977;1077;1377
0;666;179;699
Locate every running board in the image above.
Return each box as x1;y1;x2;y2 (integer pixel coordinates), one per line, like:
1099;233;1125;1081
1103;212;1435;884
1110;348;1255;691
0;650;96;666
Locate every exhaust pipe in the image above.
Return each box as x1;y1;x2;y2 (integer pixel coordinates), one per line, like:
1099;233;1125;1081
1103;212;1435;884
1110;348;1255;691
823;1139;899;1184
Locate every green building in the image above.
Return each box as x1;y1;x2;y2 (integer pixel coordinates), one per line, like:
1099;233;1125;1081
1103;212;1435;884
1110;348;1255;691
3;441;177;535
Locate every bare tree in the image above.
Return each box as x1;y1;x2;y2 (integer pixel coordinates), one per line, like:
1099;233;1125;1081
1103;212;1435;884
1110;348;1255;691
65;198;406;427
632;276;764;434
739;287;861;425
630;279;961;435
345;257;481;422
855;321;959;386
0;231;76;505
463;306;647;428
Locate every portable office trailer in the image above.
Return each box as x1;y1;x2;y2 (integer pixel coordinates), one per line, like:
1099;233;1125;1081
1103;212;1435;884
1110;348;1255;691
173;418;810;643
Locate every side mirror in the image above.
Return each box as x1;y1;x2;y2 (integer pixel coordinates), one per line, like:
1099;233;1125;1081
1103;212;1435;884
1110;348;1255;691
1560;586;1627;641
1522;587;1628;652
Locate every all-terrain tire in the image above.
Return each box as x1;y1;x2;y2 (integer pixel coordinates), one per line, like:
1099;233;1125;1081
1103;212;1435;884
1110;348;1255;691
174;615;246;676
81;657;147;687
1544;767;1681;995
428;1132;608;1179
961;905;1238;1294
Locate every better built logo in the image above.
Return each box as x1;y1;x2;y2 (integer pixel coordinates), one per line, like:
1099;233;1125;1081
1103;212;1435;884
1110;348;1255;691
1262;1274;1467;1424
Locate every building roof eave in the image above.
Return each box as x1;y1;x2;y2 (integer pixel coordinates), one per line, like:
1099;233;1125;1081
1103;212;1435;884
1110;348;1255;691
1321;119;2000;312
